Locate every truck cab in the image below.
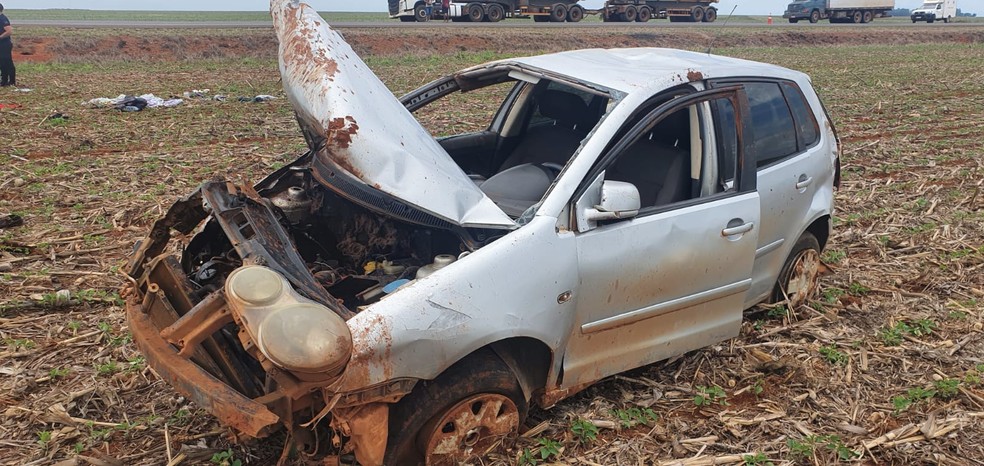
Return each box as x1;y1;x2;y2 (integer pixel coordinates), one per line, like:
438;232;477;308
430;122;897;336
783;0;826;23
911;0;957;23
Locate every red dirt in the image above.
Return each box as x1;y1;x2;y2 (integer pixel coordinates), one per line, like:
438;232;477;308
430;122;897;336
14;27;984;63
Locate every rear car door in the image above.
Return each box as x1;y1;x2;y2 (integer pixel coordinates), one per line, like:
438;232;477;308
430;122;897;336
561;87;760;388
710;79;827;304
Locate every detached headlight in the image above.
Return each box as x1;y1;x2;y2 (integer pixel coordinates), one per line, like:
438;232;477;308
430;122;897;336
225;265;352;378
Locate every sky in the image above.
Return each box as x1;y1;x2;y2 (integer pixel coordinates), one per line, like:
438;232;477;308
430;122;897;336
5;0;980;15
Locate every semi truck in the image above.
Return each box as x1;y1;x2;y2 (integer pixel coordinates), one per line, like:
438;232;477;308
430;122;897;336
782;0;895;23
910;0;957;23
388;0;719;23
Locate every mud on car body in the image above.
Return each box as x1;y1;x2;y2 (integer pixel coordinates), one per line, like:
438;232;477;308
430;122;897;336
124;1;840;464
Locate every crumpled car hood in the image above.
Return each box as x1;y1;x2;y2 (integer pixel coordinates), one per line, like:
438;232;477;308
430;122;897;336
270;0;515;229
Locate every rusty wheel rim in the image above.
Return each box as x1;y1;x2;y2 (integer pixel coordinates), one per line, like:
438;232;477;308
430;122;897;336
785;248;821;308
421;393;519;466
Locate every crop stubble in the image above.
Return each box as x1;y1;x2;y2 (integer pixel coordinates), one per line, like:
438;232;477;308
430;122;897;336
0;27;982;465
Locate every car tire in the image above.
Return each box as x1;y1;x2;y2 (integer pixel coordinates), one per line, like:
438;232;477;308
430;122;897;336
567;5;585;22
852;10;863;23
623;6;638;22
862;11;873;23
771;232;822;308
414;4;429;22
703;8;717;22
549;4;568;22
487;3;505;22
810;10;820;23
467;3;485;22
690;6;704;22
384;348;527;466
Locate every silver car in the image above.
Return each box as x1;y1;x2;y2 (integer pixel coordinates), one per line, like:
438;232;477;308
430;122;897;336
125;1;839;464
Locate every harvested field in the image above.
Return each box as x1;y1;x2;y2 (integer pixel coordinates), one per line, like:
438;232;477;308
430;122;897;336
1;26;983;466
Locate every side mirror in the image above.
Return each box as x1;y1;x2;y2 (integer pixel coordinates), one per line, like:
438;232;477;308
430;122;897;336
582;180;641;226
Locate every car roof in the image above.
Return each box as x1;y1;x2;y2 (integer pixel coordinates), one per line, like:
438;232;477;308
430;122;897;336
490;48;809;95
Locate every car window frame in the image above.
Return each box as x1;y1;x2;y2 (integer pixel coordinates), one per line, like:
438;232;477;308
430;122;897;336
570;85;755;221
707;77;822;171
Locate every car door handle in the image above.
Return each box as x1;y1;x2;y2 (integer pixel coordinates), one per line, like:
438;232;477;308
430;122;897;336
796;175;814;190
722;222;754;237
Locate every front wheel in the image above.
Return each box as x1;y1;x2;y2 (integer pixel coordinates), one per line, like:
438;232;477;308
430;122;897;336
414;5;430;22
810;9;820;23
384;349;527;465
771;232;822;308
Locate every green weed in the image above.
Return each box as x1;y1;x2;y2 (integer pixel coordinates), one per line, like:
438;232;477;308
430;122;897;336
819;345;848;366
694;386;728;407
570;418;599;444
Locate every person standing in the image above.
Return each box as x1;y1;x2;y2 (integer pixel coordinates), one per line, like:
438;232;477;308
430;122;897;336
0;3;15;88
424;0;434;20
442;0;451;22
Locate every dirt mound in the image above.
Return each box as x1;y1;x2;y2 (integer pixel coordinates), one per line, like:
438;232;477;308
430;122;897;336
14;27;984;62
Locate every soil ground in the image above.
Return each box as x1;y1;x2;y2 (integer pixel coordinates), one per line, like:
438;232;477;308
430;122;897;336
1;26;983;466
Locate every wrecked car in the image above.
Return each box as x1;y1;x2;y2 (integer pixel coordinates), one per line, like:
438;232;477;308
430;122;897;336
124;0;840;464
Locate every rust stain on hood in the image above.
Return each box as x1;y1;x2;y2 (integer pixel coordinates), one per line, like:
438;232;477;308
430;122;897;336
270;0;515;229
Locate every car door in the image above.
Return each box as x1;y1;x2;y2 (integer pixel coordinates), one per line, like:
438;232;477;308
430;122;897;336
560;87;760;389
710;79;827;304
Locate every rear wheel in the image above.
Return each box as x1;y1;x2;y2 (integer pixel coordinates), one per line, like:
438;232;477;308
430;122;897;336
467;3;485;22
690;6;705;22
851;10;863;23
862;10;873;23
771;232;822;309
384;349;527;466
703;8;717;22
567;5;585;22
623;5;638;22
637;7;652;22
549;4;568;22
487;3;505;22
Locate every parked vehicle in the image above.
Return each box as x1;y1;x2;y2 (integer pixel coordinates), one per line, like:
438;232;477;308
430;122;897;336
910;0;956;23
600;0;720;22
389;0;587;22
388;0;719;23
783;0;894;23
127;1;840;464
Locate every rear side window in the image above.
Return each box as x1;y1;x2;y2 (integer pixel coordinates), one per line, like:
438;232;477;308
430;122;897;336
744;82;797;167
781;81;820;148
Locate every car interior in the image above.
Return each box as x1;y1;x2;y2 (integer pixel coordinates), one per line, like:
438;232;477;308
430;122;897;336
420;76;723;218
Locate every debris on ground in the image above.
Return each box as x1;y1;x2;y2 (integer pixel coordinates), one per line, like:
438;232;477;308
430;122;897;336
0;213;24;229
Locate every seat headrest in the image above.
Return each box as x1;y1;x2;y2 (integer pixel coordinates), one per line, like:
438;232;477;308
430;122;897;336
536;90;591;128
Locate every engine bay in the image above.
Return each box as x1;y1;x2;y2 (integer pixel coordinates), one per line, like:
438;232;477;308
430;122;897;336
180;167;470;313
